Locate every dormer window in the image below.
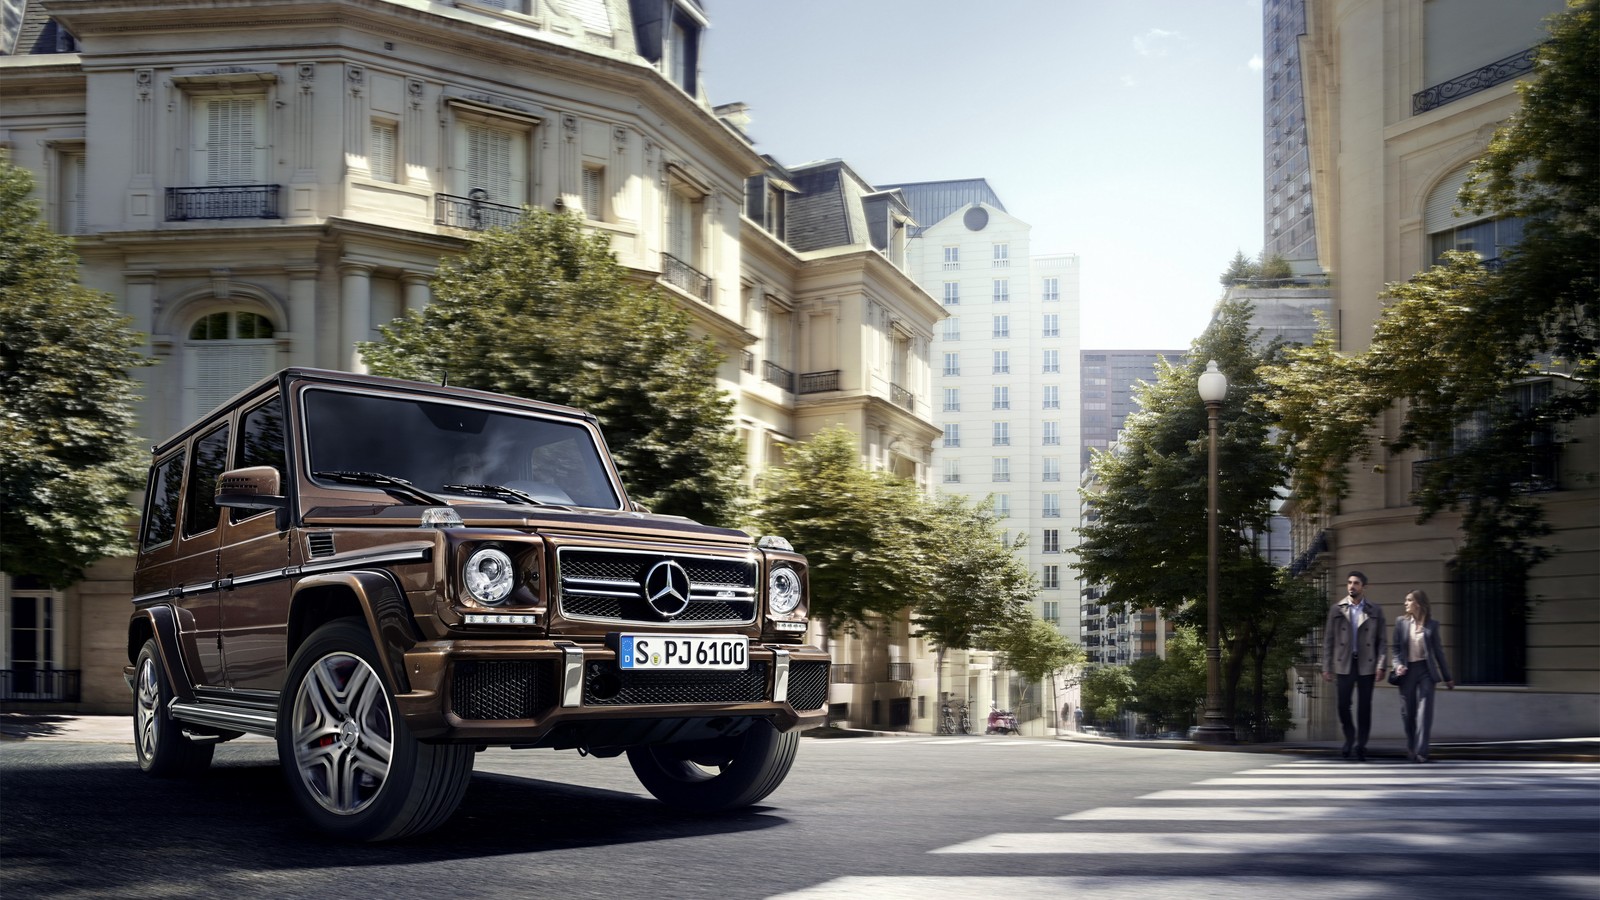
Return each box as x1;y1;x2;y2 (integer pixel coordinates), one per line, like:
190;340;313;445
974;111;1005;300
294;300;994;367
646;1;705;95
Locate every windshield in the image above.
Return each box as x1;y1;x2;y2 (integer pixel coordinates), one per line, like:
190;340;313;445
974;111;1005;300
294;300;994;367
302;388;622;509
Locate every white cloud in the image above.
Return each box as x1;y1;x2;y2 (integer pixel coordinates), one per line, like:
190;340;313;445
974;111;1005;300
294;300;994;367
1132;28;1182;57
1248;53;1264;72
1122;74;1140;88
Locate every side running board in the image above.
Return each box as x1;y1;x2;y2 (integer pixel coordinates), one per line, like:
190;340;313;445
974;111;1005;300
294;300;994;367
168;700;277;738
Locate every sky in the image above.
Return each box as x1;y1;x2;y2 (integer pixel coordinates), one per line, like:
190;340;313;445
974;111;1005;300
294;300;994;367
699;0;1266;350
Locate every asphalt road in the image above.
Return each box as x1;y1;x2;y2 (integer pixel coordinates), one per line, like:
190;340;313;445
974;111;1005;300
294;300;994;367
2;732;1596;899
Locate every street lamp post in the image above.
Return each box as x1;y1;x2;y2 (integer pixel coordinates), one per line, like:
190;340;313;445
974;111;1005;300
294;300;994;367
1194;360;1235;744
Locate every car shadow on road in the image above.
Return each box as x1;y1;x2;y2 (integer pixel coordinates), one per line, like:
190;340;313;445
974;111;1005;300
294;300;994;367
1;743;786;896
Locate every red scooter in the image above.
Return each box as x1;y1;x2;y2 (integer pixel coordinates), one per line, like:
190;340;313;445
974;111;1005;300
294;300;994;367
986;706;1020;735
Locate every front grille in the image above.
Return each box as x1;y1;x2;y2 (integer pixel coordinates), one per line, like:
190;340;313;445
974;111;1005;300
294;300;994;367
583;661;769;706
788;661;829;710
558;547;757;626
451;660;557;720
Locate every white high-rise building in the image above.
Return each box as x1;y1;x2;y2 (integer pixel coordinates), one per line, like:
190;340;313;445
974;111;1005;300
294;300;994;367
884;180;1083;642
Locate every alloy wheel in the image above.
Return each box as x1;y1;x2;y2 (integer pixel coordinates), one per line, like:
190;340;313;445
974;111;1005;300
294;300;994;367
290;651;395;815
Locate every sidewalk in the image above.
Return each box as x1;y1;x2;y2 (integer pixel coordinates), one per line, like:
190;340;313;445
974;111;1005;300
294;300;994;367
801;722;1600;762
8;714;1597;762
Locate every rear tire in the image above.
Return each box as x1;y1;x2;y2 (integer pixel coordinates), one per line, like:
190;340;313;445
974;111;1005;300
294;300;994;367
627;720;798;812
133;639;215;776
277;619;473;841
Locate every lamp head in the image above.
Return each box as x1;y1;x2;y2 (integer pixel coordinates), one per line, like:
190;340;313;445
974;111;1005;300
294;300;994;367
1197;359;1228;404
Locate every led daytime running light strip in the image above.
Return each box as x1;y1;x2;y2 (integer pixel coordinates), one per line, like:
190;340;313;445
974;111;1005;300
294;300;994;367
462;613;539;626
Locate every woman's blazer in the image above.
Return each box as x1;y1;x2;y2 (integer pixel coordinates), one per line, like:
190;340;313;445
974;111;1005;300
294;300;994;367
1391;616;1452;684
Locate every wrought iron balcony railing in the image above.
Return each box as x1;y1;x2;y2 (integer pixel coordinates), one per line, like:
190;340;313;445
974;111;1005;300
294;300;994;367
166;185;280;221
1413;443;1561;496
661;252;712;303
888;662;913;682
0;668;81;702
741;350;755;374
890;383;913;410
435;191;524;231
798;370;840;394
830;663;857;684
1413;45;1539;115
764;360;795;393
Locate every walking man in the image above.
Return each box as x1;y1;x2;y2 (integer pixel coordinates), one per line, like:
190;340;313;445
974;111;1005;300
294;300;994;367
1322;571;1387;761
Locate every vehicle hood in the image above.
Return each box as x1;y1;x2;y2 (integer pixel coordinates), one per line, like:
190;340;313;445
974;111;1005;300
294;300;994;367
301;503;754;546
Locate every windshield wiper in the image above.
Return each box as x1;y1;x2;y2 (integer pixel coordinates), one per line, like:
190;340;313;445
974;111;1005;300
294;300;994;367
314;471;451;506
444;483;552;506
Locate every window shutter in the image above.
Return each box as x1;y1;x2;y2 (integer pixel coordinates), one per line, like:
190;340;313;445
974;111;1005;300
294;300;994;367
1425;165;1490;233
191;344;273;416
582;166;603;219
65;153;86;234
206;97;261;185
370;121;397;183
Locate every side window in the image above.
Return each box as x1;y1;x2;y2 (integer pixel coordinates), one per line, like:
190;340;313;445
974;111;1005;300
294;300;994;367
141;452;187;551
183;424;231;539
233;395;286;522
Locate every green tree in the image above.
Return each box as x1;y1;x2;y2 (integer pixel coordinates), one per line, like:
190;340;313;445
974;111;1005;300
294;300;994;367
1075;298;1297;735
992;613;1085;729
1127;625;1206;730
360;209;745;526
0;157;152;586
1080;665;1136;725
746;427;929;642
914;493;1039;706
1259;253;1294;281
1219;249;1260;285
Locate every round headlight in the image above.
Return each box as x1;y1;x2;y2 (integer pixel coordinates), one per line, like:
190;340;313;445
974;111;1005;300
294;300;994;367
464;547;515;606
768;566;802;616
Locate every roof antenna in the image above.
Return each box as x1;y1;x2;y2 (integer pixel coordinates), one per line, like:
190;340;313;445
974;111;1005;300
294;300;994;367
441;367;449;387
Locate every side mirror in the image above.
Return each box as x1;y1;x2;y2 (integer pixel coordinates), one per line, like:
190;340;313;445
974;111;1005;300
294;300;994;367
216;466;287;511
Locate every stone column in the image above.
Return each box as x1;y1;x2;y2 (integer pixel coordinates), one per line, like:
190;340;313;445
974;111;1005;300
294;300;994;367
401;270;431;316
287;265;319;368
339;262;373;373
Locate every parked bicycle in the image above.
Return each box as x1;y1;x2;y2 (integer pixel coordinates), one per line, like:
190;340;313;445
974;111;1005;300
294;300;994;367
938;702;973;735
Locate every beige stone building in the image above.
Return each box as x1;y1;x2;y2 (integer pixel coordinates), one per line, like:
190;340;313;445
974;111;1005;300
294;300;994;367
1288;0;1597;741
0;0;944;720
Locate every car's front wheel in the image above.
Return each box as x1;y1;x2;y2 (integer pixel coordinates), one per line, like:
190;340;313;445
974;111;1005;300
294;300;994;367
626;719;798;812
133;639;215;776
277;619;473;841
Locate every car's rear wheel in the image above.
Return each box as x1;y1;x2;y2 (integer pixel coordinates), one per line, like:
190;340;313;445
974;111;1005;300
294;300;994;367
277;619;473;841
133;638;215;776
626;720;798;812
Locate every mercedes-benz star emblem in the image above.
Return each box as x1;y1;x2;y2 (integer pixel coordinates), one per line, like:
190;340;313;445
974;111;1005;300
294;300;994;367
644;560;691;619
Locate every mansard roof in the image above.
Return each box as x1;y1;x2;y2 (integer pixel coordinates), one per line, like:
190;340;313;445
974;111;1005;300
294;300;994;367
876;178;1007;237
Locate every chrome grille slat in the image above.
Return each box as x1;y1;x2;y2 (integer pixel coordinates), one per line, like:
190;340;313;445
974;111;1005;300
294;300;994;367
557;546;758;626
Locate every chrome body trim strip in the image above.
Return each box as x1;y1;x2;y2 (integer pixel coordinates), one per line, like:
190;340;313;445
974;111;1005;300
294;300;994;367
770;647;790;704
558;643;584;708
168;699;277;737
131;548;431;604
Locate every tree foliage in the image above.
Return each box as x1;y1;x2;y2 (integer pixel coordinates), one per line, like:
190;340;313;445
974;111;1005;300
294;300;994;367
0;156;152;587
1263;2;1598;574
1127;625;1206;729
1075;298;1306;735
1081;665;1136;724
360;209;745;526
746;427;931;637
915;494;1036;655
1219;249;1260;285
992;613;1085;685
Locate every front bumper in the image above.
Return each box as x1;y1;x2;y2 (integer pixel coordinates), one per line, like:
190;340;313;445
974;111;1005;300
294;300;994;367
395;639;829;746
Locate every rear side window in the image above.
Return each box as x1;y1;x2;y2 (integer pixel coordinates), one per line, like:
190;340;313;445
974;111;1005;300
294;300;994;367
141;452;186;551
183;424;231;539
233;396;286;522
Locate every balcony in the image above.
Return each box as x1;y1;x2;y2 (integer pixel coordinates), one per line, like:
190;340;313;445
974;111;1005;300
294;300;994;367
831;663;858;684
1413;46;1539;115
166;185;280;221
798;370;840;394
435;191;524;231
764;360;795;393
0;669;81;702
1413;443;1561;495
661;252;712;303
888;662;913;682
741;350;755;374
890;384;914;410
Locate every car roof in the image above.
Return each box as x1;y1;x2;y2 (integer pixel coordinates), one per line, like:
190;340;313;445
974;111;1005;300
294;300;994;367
149;367;598;456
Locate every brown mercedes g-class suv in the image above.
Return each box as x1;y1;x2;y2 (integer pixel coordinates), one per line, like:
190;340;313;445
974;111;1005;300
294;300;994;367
126;368;827;840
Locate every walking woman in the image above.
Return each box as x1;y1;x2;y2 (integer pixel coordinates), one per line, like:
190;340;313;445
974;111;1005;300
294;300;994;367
1391;590;1454;763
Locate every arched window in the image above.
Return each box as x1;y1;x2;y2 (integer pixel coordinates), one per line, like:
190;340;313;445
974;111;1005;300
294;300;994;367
184;310;277;419
1425;164;1524;268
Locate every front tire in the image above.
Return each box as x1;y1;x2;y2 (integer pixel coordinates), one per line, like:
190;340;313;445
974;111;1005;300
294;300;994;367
133;639;215;776
627;720;798;812
277;619;473;841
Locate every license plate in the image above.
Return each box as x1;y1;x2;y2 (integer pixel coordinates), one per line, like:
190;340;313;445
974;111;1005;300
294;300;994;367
618;634;748;671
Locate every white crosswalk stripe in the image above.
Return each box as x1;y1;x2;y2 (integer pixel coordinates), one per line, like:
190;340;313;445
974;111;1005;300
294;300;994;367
770;755;1600;899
